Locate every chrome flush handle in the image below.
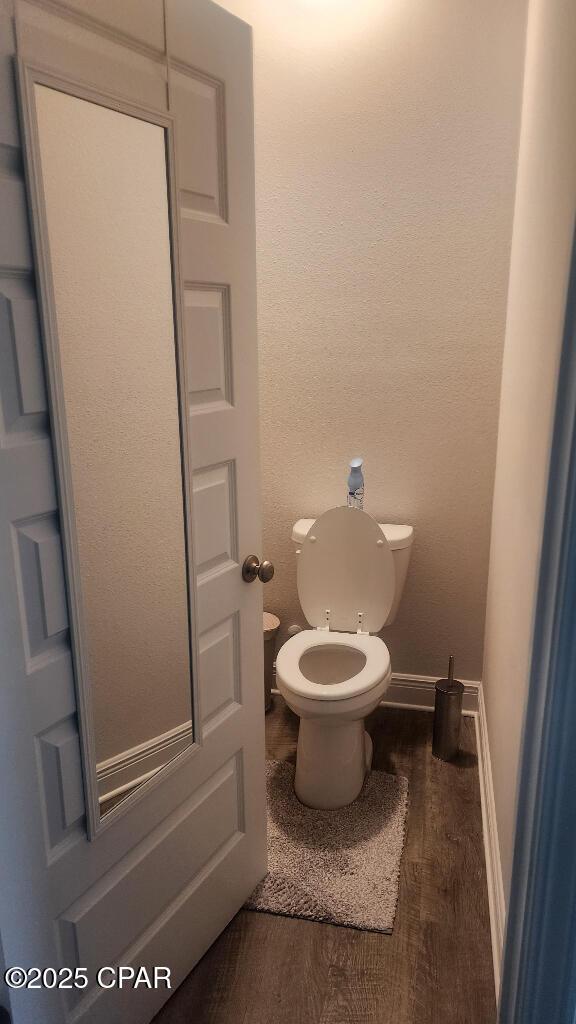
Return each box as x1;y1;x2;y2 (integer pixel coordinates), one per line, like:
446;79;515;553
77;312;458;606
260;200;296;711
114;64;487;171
242;555;275;583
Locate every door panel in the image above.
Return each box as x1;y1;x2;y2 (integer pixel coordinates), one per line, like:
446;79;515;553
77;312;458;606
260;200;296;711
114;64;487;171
58;755;243;982
0;2;266;1022
170;67;227;221
184;285;233;411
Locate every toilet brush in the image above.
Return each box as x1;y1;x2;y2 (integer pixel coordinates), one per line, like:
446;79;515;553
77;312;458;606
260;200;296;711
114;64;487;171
432;655;464;761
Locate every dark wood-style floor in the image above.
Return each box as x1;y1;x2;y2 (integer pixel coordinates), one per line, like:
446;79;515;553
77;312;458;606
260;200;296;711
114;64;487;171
154;700;495;1024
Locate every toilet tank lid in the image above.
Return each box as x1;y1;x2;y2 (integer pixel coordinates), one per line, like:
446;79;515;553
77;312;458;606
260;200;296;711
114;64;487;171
292;518;414;551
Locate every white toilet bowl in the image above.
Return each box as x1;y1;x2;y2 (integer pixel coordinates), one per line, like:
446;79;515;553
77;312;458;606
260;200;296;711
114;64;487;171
276;629;392;808
275;505;412;810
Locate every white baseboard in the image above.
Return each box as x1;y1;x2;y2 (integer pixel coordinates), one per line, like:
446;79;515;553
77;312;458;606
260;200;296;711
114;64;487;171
97;720;192;804
475;685;505;998
383;672;480;714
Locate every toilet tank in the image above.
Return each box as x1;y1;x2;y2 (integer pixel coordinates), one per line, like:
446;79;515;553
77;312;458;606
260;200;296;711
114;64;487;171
291;517;414;626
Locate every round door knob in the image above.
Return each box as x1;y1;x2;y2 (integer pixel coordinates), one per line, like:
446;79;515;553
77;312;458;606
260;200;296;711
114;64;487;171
258;559;274;583
242;555;275;583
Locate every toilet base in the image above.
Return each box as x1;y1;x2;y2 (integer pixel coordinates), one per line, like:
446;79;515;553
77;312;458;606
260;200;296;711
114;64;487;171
364;729;373;772
294;718;373;809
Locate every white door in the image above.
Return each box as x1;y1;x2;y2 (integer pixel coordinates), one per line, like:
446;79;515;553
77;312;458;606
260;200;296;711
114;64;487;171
0;2;267;1022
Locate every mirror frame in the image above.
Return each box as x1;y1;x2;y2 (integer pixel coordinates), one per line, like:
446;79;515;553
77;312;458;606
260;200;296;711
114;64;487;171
17;61;201;839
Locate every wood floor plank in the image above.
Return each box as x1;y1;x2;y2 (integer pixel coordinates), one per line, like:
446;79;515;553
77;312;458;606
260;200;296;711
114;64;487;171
154;700;495;1024
415;718;495;1024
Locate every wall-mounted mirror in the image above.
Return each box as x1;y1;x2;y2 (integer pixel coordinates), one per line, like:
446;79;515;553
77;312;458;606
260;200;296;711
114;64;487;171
22;73;195;837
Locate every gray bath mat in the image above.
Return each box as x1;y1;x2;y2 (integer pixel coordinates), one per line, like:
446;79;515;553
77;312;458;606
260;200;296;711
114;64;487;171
246;759;409;933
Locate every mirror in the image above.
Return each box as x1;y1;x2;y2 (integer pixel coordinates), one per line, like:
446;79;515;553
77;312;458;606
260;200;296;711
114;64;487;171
31;83;194;833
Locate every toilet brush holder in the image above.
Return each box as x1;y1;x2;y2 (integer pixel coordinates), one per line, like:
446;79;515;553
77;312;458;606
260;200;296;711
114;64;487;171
432;655;464;761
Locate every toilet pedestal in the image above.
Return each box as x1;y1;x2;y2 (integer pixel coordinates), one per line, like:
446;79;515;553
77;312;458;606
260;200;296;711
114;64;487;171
294;718;373;809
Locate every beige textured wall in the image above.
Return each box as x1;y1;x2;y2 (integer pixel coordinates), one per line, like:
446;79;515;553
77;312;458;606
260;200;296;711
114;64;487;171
482;0;576;901
220;0;526;678
36;87;192;763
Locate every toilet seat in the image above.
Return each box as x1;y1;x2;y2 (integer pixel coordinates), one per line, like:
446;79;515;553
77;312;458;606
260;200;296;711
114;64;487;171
276;629;391;702
297;505;395;633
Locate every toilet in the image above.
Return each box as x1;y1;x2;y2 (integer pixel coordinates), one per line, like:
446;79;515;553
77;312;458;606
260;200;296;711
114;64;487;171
276;506;413;809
